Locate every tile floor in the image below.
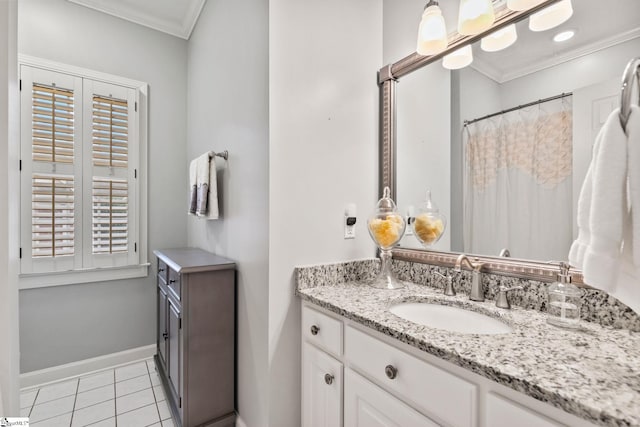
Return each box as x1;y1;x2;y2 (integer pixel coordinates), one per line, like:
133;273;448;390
20;358;175;427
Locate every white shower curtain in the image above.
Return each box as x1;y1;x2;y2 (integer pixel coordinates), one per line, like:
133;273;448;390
463;96;573;260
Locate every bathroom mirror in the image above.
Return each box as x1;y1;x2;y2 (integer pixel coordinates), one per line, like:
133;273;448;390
380;0;640;282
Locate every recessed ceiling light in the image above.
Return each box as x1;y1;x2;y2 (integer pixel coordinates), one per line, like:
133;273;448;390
553;30;575;42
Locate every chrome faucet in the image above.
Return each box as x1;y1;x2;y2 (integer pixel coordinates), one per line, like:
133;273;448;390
454;254;485;302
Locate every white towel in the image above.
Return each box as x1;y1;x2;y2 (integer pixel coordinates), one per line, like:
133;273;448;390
189;159;198;215
571;106;640;314
187;152;219;219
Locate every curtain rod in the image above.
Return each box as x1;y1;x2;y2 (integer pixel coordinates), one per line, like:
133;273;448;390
463;92;573;126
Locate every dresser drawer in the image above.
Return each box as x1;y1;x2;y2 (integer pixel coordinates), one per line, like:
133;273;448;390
168;268;181;300
157;259;168;282
345;326;477;427
302;305;343;358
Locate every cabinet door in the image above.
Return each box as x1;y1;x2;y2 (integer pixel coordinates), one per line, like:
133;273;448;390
157;287;168;367
486;393;563;427
168;299;181;403
302;342;343;427
344;369;438;427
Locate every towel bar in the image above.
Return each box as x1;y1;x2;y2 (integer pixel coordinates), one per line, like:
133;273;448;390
620;57;640;130
208;150;229;161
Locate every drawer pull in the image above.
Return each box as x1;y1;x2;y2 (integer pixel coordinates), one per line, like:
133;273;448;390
324;373;334;385
385;364;398;380
169;279;176;284
162;332;168;340
158;268;165;273
310;325;320;335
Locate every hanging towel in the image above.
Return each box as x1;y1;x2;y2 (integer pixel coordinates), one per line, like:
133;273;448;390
189;159;198;215
571;106;640;314
187;152;219;219
203;153;219;219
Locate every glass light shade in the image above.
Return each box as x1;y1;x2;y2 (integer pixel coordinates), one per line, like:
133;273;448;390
416;5;448;56
481;24;518;52
529;0;573;32
457;0;495;35
506;0;546;11
443;45;473;70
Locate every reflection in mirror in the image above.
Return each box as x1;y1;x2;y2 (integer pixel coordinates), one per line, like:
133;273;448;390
395;0;640;263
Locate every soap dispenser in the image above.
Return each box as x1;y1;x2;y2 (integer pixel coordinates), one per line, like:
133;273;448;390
547;262;581;329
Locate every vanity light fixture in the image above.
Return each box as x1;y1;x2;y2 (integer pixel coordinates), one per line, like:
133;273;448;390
443;44;474;69
416;0;448;56
457;0;495;35
481;24;518;52
553;29;575;42
506;0;546;11
529;0;573;32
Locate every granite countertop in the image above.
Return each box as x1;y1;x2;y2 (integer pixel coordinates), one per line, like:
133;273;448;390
296;277;640;427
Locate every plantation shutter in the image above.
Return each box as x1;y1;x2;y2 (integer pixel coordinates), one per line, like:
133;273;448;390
92;178;128;254
31;174;75;257
20;63;142;278
92;95;129;168
32;84;75;164
83;79;138;268
20;67;83;274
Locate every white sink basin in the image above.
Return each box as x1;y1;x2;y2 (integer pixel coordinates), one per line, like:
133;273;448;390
389;302;513;335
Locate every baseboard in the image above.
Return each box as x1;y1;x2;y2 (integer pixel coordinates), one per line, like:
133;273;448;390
235;415;247;427
20;344;156;389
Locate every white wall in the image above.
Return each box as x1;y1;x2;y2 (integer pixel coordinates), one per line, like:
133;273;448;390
397;66;452;251
0;0;20;415
18;0;188;372
269;0;382;425
383;0;453;251
499;38;640;107
186;1;269;426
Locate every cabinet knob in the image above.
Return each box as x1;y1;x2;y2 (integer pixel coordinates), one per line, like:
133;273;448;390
310;325;320;335
385;364;398;380
162;332;168;340
324;373;334;385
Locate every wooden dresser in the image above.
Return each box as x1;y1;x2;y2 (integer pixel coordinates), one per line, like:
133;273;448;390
153;248;236;427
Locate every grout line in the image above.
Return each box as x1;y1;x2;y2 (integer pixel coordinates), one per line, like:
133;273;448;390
69;378;80;427
113;369;118;427
84;417;116;427
29;388;40;417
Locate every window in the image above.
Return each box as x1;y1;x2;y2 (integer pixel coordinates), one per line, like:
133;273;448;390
19;59;147;287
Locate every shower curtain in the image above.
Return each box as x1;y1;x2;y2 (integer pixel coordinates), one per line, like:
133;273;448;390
463;96;573;260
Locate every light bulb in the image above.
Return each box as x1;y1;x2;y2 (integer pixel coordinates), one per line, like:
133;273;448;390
529;0;573;32
481;24;518;52
416;3;448;56
506;0;546;11
553;29;575;42
457;0;495;35
443;45;473;70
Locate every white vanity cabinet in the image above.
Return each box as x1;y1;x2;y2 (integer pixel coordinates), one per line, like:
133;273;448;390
303;342;343;427
302;306;344;427
485;393;564;427
301;303;598;427
345;369;439;427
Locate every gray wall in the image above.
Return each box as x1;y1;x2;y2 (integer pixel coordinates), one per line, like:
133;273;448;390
185;1;269;426
18;0;188;372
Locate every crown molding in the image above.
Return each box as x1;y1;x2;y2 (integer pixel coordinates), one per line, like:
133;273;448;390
68;0;205;40
472;27;640;84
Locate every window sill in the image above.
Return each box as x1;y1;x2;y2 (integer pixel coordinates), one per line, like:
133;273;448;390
19;264;150;290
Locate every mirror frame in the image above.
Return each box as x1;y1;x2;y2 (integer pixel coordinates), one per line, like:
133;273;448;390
378;0;589;285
